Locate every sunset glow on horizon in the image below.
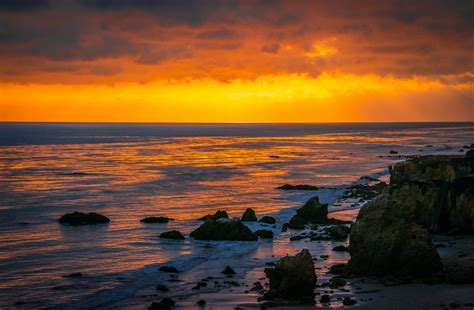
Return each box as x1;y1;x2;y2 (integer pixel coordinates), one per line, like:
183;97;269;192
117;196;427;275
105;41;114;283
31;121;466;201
0;0;473;122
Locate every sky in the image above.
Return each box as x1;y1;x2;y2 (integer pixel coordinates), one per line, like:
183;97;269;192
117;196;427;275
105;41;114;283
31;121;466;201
0;0;473;122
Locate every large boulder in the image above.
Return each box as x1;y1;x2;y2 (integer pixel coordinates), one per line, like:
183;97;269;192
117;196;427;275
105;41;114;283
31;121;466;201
241;208;257;222
346;194;444;279
264;249;316;303
58;212;110;225
198;210;229;221
295;196;328;223
288;196;348;226
190;219;257;241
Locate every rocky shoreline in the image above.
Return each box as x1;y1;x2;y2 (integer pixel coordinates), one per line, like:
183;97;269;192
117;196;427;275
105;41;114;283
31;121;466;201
53;152;473;309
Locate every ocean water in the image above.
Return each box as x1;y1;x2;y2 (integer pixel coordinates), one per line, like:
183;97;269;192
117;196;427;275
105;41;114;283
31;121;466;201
0;122;472;308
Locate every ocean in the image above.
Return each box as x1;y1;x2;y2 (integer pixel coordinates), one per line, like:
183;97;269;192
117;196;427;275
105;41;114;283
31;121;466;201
0;122;472;308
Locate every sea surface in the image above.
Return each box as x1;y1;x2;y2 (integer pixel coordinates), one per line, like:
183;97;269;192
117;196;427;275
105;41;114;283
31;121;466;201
0;122;472;308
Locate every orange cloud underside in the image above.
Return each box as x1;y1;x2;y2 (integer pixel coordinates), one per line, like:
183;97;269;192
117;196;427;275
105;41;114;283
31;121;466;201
1;73;472;122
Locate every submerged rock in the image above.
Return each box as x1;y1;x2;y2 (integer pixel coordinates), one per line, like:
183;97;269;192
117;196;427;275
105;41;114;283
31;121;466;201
156;284;169;292
63;272;83;278
196;299;206;306
343;297;357;306
149;298;175;310
159;230;185;240
255;230;273;238
159;266;178;273
264;249;316;303
277;184;319;190
198;210;229;221
222;266;236;275
259;216;276;224
190;219;257;241
241;208;257;222
58;212;110;225
141;217;173;223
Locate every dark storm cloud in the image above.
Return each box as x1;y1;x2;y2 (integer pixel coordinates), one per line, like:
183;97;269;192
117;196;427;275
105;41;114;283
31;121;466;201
78;0;222;26
0;0;50;11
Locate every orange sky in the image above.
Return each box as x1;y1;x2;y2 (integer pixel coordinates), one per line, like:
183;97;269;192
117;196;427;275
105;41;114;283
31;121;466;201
0;0;473;122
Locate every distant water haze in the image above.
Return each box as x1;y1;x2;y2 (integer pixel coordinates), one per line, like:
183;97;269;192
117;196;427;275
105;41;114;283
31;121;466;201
0;122;472;307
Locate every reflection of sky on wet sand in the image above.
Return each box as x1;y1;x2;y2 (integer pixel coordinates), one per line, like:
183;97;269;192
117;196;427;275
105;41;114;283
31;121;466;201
0;124;472;307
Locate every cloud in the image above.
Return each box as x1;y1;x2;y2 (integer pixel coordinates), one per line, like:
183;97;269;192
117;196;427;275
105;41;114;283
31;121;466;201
261;43;280;54
0;0;50;11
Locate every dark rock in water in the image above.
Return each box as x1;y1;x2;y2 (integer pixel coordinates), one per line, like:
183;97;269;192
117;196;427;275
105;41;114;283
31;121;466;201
389;150;398;154
198;210;229;221
259;216;276;224
156;284;169;292
255;230;273;238
264;249;316;302
196;299;206;306
269;155;281;159
332;245;349;252
63;272;82;278
287;216;305;230
329;276;346;288
58;212;110;225
241;208;257;222
159;230;185;240
159;266;178;273
329;225;350;239
294;196;328;223
190;219;257;241
328;264;346;275
141;217;173;223
288;196;349;227
222;266;236;275
320;294;330;303
277;184;319;190
149;298;175;310
444;255;474;284
342;297;357;306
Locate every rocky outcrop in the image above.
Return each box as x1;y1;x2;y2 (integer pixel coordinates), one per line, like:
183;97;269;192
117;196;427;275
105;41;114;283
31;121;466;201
141;216;173;223
241;208;257;222
264;249;316;303
259;216;276;224
277;184;318;190
287;196;348;228
159;230;185;240
58;212;110;225
347;154;473;280
198;210;229;221
190;219;257;241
